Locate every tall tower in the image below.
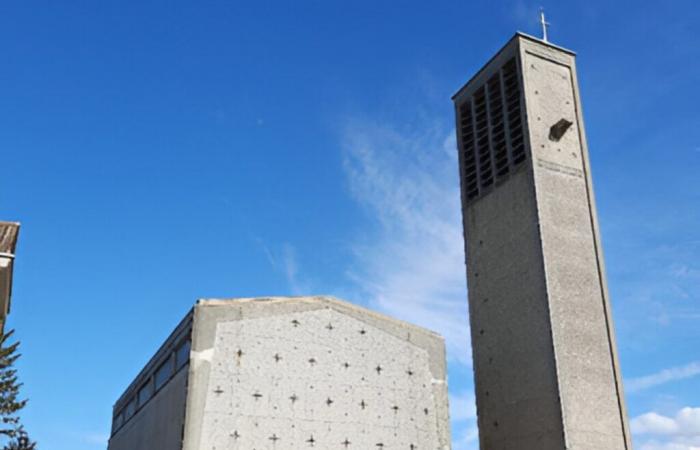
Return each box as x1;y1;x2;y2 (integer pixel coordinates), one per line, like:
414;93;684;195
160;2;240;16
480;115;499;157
452;33;631;449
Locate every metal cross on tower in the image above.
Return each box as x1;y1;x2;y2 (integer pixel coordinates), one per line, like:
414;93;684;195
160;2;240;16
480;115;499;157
540;8;551;42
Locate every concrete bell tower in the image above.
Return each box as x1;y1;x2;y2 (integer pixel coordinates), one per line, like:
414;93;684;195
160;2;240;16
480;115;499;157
452;33;631;449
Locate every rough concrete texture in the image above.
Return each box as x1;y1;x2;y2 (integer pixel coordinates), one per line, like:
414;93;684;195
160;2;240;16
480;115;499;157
521;38;631;449
453;33;631;449
108;370;189;450
183;296;450;450
464;167;566;448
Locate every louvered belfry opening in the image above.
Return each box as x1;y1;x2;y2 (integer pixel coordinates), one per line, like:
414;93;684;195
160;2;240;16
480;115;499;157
458;57;526;205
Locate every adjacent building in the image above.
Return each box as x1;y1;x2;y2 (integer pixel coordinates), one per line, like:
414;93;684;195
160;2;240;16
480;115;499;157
108;296;450;450
0;222;20;331
452;33;631;449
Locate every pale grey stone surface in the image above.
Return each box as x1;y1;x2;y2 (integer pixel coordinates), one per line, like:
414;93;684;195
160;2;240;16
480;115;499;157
453;33;631;449
184;296;450;450
109;296;451;450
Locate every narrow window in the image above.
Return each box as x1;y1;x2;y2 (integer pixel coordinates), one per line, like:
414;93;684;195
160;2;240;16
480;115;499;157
176;339;191;371
112;412;124;433
125;398;136;420
138;380;153;407
154;357;173;391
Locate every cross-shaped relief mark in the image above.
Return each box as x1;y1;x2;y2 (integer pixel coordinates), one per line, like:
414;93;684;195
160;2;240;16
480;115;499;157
326;397;334;406
342;438;351;448
406;368;414;376
306;435;316;446
269;434;280;443
289;394;298;403
291;319;300;327
274;353;282;362
410;444;417;450
236;349;244;358
326;323;334;330
308;357;317;366
391;405;399;413
360;399;367;410
252;392;263;400
214;386;224;396
376;443;384;448
375;365;383;374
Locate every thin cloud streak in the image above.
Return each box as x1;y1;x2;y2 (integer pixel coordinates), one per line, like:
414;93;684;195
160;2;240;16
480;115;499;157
450;391;477;423
257;239;313;296
341;119;471;365
626;362;700;393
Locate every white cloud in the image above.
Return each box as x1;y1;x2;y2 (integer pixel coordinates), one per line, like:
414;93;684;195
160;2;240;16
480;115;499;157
81;432;109;445
633;412;683;435
280;244;311;296
632;407;700;450
638;442;700;450
62;430;109;448
451;424;480;450
626;362;700;393
449;390;479;450
341;119;471;365
450;391;477;423
258;239;313;296
671;264;700;280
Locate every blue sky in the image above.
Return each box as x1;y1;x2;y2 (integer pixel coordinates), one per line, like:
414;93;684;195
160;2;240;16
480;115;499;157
1;1;698;449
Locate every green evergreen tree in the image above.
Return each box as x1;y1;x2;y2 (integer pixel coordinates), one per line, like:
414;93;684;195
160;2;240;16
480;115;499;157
0;331;35;450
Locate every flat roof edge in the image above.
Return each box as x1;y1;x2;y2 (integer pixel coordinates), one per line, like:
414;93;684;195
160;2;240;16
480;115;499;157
197;295;445;340
516;31;576;56
451;31;576;100
112;308;194;410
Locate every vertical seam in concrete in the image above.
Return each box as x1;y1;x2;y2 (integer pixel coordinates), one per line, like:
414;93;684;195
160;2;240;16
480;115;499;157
454;103;471;268
518;43;569;449
180;371;189;450
499;67;515;168
530;161;569;450
470;96;483;194
484;76;498;182
181;306;199;450
569;64;632;449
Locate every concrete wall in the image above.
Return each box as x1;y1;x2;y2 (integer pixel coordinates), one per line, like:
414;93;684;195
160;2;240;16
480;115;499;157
464;165;565;448
521;37;631;449
108;369;188;450
183;296;450;450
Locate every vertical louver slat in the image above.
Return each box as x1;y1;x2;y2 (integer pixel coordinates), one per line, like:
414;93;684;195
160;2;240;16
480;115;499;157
459;101;479;200
502;58;525;164
458;57;527;205
473;87;492;188
487;73;509;178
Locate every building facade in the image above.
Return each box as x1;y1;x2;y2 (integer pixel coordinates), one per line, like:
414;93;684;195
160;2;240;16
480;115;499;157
452;33;631;449
108;296;450;450
0;221;20;331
